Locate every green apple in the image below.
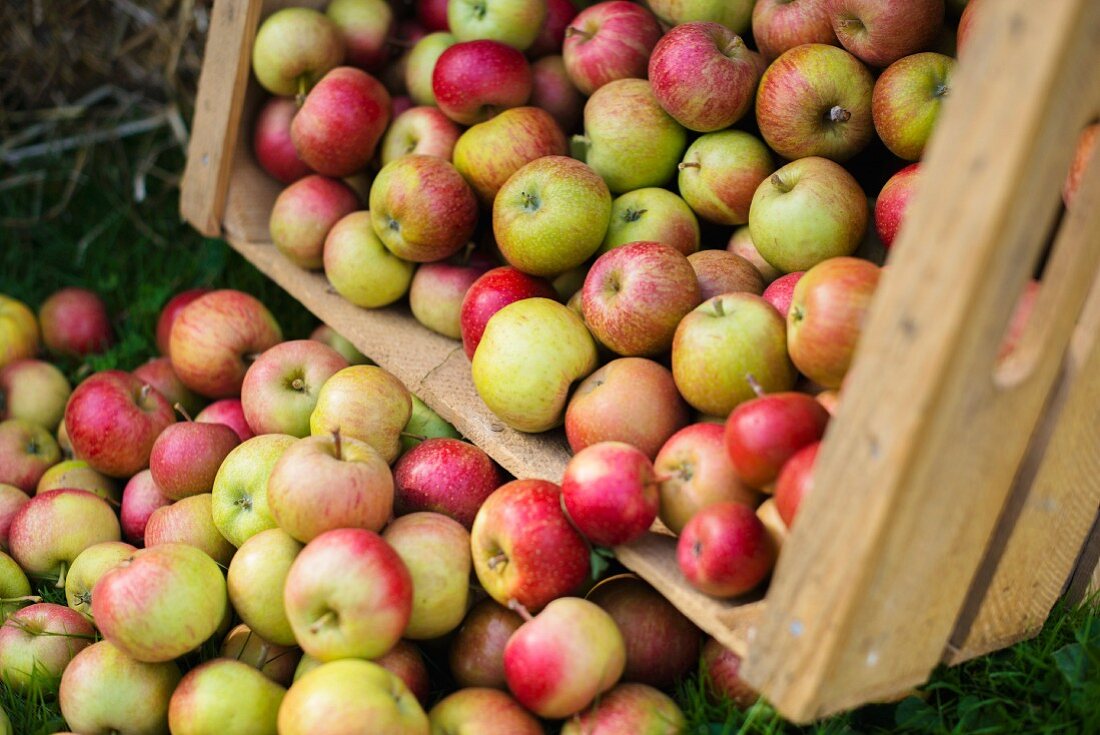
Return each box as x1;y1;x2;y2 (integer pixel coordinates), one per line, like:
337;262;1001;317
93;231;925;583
406;32;457;106
492;156;611;277
872;52;954;161
401;395;460;454
227;528;303;647
36;459;119;504
310;366;413;464
212;434;296;548
323;211;415;309
310;325;371;365
472;298;598;432
64;540;136;619
168;659;285;735
448;0;547;51
646;0;754;34
0;359;70;431
0;295;39;371
678;130;775;226
600;188;700;256
251;8;345;97
0;552;31;621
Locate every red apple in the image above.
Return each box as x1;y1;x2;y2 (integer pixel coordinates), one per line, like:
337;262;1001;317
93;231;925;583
872;52;954;161
155;288;211;358
150;420;240;500
688;250;765;301
775;440;819;526
875;162;920;249
562;1;663;96
531;55;584;133
701;637;759;708
679;130;775;227
459;266;558;359
955;0;981;58
417;0;449;31
372;640;430;707
38;288;113;357
432;40;533;125
409;262;489;340
132;357;205;419
195;399;255;442
560;683;687;734
393;438;502;529
723;391;829;488
429;688;542;734
449;598;524;688
292;66;391;177
380;106;461;165
827;0;944;67
327;0;394;71
752;0;838;60
529;0;578;57
762;271;804;317
728;226;782;284
0;484;29;550
562;442;658;547
677;501;775;598
1065;123;1099;209
120;470;171;546
241;340;348;437
253;98;311;185
9;489;121;587
269;174;360;271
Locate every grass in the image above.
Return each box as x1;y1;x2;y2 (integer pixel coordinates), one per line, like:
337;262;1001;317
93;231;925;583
2;131;1099;733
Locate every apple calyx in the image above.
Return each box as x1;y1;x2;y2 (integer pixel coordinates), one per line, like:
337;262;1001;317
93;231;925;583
790;304;805;325
621;208;647;223
234;495;254;511
827;105;852;124
722;37;744;58
386;216;401;233
309;609;339;634
746;373;765;398
174;402;194;422
836;17;865;33
934;82;950;98
521;192;541;213
506;598;534;622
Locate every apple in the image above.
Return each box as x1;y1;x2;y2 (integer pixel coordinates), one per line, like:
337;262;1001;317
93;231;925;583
429;688;543;734
0;419;59;492
251;8;345;96
577;78;688;194
268;432;394;542
309;365;412;463
0;359;70;430
406;32;457;105
563;1;663;97
144;494;236;566
530;0;577;56
278;660;428;734
756;496;789;549
724;391;830;488
119;470;170;545
748;156;869;273
409;262;488;339
10;488;120;587
432;40;533;125
0;295;38;370
455;107;567;205
372;640;431;706
762;271;804;317
753;0;839;60
582;241;701;357
38;288;113;357
369;155;478;263
827;0;945;67
504;596;625;718
418;0;449;31
562;442;657;547
561;683;687;734
1065;123;1099;209
460;267;558;359
493;155;611;277
671;294;796;417
872;52;953;160
253;98;311;185
998;280;1041;362
677;501;776;597
0;551;31;620
401;395;462;453
565;357;689;459
323;210;416;309
449;598;524;688
196;398;255;441
448;0;547;51
64;541;136;619
221;624;301;686
309;324;369;365
646;0;755;34
169;290;283;399
471;298;598;432
381;106;460;165
212;434;296;547
168;658;285;735
37;459;119;503
531;55;584;132
284;528;413;661
600;188;699;257
775;440;819;526
393;438;501;528
689;250;765;301
701;637;759;708
269;174;360;270
59;641;181;735
228;528;303;647
241;340;347;438
816;388;840;415
679;131;774;226
756;43;873;162
0;485;28;550
292;66;391;178
149;420;239;501
875;163;920;249
0;603;95;692
587;574;701;688
649;22;759;132
132;356;205;418
327;0;393;71
93;543;227;662
728;225;782;284
788;256;881;388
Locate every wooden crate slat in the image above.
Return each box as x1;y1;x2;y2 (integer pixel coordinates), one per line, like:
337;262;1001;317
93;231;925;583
741;0;1100;721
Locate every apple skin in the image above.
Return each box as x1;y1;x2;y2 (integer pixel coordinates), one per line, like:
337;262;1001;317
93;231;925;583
150;421;240;501
724;391;830;488
689;250;765;301
241;340;348;438
393;438;502;528
449;598;524;688
64;540;136;619
1065;123;1099;209
269;174;360;271
756;44;874;162
562;442;658;547
748;156;869;273
646;0;755;34
37;459;119;503
169;290;283;399
753;0;839;60
679;130;774;226
654;423;758;534
409;262;488;339
448;0;547;51
531;55;584;133
787;256;881;388
0;419;59;492
284;528;413;662
471;479;590;610
380;106;461;165
309;324;369;365
221;624;301;686
579;78;688;194
530;0;577;57
728;225;782;284
677;501;776;598
406;32;457;106
0;603;95;692
195;398;255;442
369;154;479;263
875;163;920;249
211;434;297;548
401;395;461;453
430;688;543;734
432;40;533;125
586;575;701;689
872;52;953;160
228;528;303;647
418;0;450;31
38;288;113;358
560;682;687;735
775;440;819;526
371;640;431;707
565;357;689;459
251;7;345;96
562;1;663;96
471;298;598;433
292;66;391;178
323;211;415;309
671;293;797;417
504;596;626;718
93;543;228;663
168;658;286;735
0;551;31;620
253;98;311;185
649;22;760;132
268;433;394;542
493;155;611;278
460;267;558;359
0;485;28;550
701;637;759;708
144;494;236;567
132;356;205;419
327;0;393;71
0;359;69;431
278;659;429;735
309;365;412;464
601;188;699;257
827;0;945;68
762;271;805;317
455;106;567;205
119;470;170;546
0;295;39;371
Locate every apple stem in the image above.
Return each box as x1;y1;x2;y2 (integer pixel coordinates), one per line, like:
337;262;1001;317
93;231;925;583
770;173;792;194
55;562;67;589
0;595;41;605
723;37;743;56
245;353;263;364
332;429;343;460
174;403;194;422
564;26;591;40
387;36;415;49
296;76;308;107
746;373;765;397
400;431;428;442
486;552;508;570
309;610;337;634
678;161;701;171
828;105;851;123
507;599;534;622
713;299;726;317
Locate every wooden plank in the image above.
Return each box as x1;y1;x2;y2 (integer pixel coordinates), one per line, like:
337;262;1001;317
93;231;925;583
1067;517;1100;603
741;0;1100;722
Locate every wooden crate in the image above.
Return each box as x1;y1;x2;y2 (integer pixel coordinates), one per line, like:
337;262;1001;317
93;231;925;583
181;0;1100;722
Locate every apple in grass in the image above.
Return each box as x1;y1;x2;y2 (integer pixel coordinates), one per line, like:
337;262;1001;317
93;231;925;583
724;390;830;488
0;485;28;550
788;256;881;388
530;0;577;57
292;67;391;178
1065;123;1099;209
251;8;344;97
221;624;301;686
269;176;360;272
762;271;804;317
327;0;393;71
168;659;286;735
646;0;755;34
448;0;547;51
64;541;136;619
471;299;598;433
679;131;774;226
406;32;457;105
531;55;584;132
0;603;95;692
241;340;347;438
253;98;311;185
872;52;953;160
562;1;662;96
169;289;283;399
212;434;296;548
0;419;59;492
449;598;524;688
827;0;945;68
701;637;759;708
689;250;765;300
119;470;169;545
228;529;302;647
432;40;533;125
562;442;658;547
196;398;254;441
37;460;119;503
144;494;236;566
430;689;543;734
561;683;687;735
775;440;819;526
493;156;611;277
324;211;415;309
132;356;205;418
309;365;412;463
748;157;869;273
460;267;558;359
677;502;776;598
728;226;782;284
577;78;688;194
0;359;70;430
0;295;38;371
39;288;113;357
753;0;839;60
409;262;488;339
649;22;760;132
454;107;567;205
380;106;460;165
393;438;502;528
